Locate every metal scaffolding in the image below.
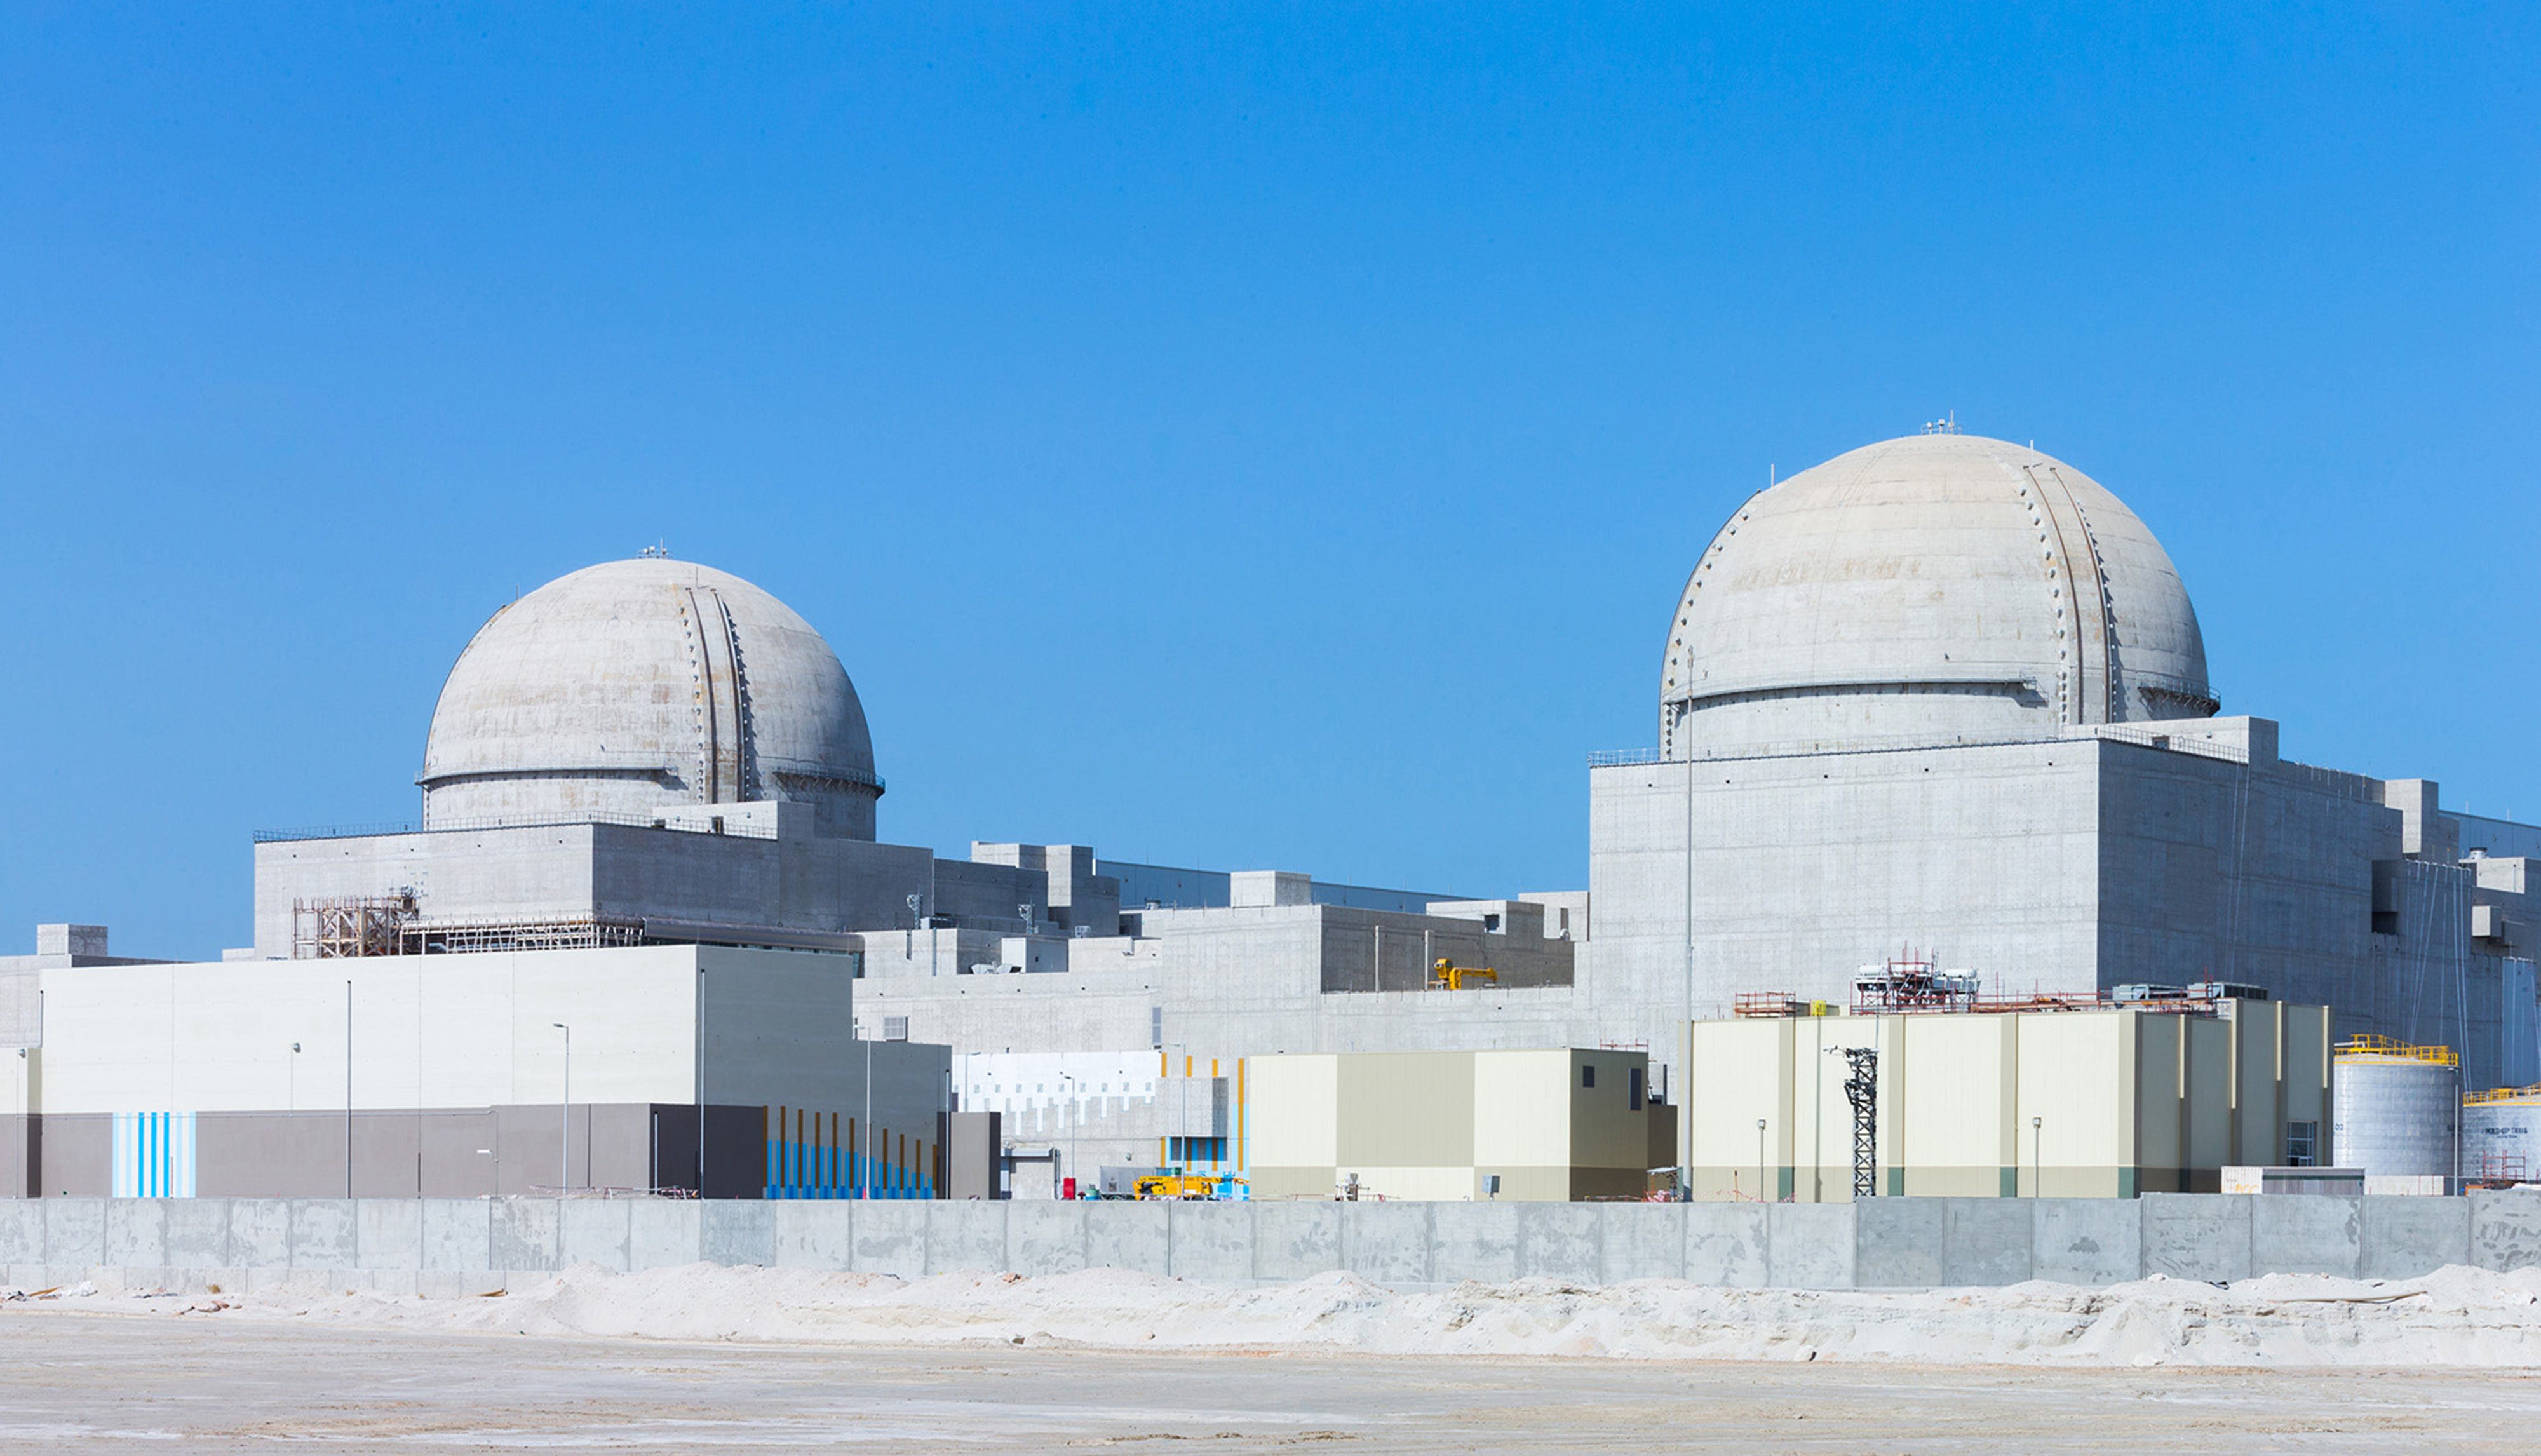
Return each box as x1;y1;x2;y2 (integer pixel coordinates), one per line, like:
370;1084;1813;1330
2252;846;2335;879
292;895;416;959
1838;1046;1878;1199
292;896;643;957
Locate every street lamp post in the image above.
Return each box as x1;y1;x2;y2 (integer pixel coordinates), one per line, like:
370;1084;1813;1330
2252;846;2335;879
2031;1115;2043;1198
1756;1117;1768;1203
344;982;354;1199
553;1023;572;1193
1164;1042;1188;1177
1060;1071;1077;1199
862;1021;873;1199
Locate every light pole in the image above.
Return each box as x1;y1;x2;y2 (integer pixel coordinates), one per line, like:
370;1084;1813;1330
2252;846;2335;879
1681;749;1695;1203
344;981;354;1199
2031;1115;2043;1198
694;968;707;1198
553;1023;572;1193
1756;1117;1768;1203
1164;1041;1188;1175
1060;1071;1077;1199
862;1019;873;1199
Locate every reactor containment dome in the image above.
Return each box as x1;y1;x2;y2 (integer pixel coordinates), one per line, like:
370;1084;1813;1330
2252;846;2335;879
1659;433;2218;758
418;558;881;838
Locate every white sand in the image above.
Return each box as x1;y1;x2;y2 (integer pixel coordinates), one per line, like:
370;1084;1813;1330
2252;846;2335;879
13;1263;2540;1366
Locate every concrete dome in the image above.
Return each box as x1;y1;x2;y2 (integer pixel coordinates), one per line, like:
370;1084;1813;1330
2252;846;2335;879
419;558;880;837
1661;433;2215;758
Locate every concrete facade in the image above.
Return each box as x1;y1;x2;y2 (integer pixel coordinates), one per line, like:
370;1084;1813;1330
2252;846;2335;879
1589;724;2541;1102
3;1191;2531;1292
248;826;1122;961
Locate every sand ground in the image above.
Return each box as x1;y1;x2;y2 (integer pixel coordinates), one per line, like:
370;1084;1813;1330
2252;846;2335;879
4;1309;2541;1453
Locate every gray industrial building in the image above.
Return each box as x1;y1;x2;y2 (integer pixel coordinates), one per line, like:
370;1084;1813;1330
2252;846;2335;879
6;429;2537;1199
1582;433;2538;1095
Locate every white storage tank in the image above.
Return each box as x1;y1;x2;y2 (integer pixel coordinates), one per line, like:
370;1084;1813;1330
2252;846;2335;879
2462;1086;2541;1185
2331;1037;2459;1186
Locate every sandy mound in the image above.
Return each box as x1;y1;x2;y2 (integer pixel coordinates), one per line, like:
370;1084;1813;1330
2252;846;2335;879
13;1263;2540;1366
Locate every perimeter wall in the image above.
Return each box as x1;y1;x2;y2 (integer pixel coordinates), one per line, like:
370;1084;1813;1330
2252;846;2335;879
3;1191;2538;1293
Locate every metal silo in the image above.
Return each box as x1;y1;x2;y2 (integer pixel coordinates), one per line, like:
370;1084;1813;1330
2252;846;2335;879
2463;1085;2541;1186
2331;1036;2459;1185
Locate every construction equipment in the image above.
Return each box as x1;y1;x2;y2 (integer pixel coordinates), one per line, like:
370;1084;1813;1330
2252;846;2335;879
1734;992;1838;1018
1133;1172;1232;1200
1431;957;1499;991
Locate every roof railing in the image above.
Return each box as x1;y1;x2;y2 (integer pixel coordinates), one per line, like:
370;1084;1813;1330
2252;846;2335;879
2335;1033;2460;1067
255;812;778;844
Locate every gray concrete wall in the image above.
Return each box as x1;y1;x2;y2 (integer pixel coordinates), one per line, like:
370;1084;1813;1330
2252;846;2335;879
255;823;1051;960
6;1191;2533;1294
857;905;1585;1077
1587;731;2541;1100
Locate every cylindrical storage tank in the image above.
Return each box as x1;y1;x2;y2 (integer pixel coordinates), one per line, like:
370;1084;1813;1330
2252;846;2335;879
2331;1039;2459;1183
2462;1089;2541;1185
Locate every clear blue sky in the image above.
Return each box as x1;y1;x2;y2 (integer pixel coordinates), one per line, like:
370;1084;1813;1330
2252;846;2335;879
3;5;2533;959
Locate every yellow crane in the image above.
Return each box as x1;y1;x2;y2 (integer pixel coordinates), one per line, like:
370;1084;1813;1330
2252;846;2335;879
1431;957;1499;991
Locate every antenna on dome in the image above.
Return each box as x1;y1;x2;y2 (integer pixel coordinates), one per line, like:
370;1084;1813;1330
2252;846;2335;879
1920;411;1959;436
639;540;671;559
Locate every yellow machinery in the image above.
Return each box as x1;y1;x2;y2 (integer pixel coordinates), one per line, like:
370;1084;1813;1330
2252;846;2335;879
1431;957;1499;991
1134;1173;1237;1200
2337;1034;2460;1067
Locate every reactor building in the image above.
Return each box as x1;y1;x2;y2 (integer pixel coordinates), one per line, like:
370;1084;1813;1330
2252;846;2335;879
4;429;2536;1200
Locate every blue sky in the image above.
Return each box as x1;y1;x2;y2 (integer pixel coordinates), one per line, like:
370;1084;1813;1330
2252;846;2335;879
3;4;2533;959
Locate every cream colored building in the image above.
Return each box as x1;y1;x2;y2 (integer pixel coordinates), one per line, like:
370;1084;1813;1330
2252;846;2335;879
1248;1048;1659;1202
1684;1000;2331;1201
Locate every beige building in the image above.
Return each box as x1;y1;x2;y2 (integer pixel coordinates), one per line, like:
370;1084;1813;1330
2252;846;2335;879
1248;1048;1661;1202
1684;1000;2332;1201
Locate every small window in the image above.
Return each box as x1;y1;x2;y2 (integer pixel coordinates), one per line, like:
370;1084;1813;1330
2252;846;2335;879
2286;1121;2320;1168
1629;1067;1644;1111
1581;1064;1596;1089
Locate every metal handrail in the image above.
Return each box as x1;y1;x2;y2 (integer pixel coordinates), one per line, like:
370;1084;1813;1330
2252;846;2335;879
2463;1083;2541;1105
1586;747;1663;767
255;812;779;844
2336;1033;2460;1067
